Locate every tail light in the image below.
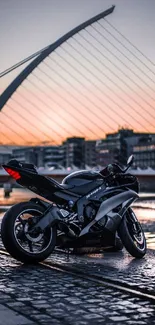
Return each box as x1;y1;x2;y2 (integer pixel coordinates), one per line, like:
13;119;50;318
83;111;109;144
4;167;21;180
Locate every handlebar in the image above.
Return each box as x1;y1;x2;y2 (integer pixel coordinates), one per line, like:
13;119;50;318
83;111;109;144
100;155;134;178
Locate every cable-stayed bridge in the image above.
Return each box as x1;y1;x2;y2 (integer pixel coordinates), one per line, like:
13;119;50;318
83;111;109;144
0;5;155;150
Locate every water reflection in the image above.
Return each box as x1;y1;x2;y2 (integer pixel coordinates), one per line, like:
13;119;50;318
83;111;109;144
144;232;155;249
0;188;36;206
133;207;155;222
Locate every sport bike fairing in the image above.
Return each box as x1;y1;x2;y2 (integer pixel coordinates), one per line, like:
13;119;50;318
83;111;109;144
3;161;138;219
2;162;106;205
79;189;138;236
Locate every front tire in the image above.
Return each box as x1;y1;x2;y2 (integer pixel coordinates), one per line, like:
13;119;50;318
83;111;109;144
118;208;146;258
1;201;56;264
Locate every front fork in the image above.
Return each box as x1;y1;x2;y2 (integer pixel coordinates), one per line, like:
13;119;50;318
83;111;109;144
126;208;142;235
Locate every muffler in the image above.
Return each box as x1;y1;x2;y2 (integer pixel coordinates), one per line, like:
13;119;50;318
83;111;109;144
58;222;77;238
30;205;63;232
30;205;77;238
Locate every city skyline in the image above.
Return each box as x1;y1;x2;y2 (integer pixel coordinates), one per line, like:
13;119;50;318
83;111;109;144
0;0;155;145
1;128;155;171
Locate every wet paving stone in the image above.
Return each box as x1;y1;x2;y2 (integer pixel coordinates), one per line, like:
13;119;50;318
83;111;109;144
40;248;155;296
0;254;155;324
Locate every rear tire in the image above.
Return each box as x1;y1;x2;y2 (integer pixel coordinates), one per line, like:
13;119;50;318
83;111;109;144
1;201;56;264
118;208;146;258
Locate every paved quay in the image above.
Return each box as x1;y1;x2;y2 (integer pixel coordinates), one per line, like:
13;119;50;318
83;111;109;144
48;248;155;295
1;250;155;325
0;204;155;324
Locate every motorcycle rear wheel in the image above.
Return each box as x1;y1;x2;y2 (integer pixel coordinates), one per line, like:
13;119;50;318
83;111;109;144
1;201;56;264
118;207;146;258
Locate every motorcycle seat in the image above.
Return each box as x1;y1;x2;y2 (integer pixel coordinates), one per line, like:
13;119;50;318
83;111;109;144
60;183;75;190
46;176;74;190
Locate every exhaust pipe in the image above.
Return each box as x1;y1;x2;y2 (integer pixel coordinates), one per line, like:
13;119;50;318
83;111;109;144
58;222;77;238
30;205;63;232
30;205;77;238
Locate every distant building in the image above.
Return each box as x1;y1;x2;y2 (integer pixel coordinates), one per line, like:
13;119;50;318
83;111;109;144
0;146;13;166
63;137;85;169
12;145;64;168
42;146;64;168
96;129;155;167
2;129;155;170
96;129;129;167
133;136;155;169
12;147;37;165
84;140;97;167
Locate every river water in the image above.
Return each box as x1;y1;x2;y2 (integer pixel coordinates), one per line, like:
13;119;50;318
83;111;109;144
0;188;155;249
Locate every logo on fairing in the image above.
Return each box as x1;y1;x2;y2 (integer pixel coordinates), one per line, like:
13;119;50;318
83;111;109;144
86;187;102;199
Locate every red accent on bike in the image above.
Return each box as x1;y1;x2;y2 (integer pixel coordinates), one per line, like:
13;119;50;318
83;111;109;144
4;167;21;180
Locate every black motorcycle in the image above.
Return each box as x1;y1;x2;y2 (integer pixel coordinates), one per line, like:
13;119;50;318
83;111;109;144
1;155;146;263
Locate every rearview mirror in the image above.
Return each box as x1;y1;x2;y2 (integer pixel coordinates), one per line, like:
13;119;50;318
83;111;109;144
127;155;134;167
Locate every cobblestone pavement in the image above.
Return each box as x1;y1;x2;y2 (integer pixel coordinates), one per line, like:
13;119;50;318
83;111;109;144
1;254;155;325
46;248;155;295
1;212;155;324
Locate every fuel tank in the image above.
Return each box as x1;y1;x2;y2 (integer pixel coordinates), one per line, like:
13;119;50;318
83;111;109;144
62;170;105;195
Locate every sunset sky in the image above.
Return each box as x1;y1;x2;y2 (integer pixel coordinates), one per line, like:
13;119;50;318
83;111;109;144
0;0;155;145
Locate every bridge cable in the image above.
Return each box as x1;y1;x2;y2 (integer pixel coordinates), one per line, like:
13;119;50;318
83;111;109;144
71;35;155;116
53;46;153;131
104;18;155;69
63;38;155;126
21;79;96;139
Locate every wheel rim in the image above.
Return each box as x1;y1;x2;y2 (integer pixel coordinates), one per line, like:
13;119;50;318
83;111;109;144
126;210;145;251
14;208;53;254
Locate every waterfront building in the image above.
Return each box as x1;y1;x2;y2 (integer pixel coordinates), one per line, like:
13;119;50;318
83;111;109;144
63;137;85;169
42;145;64;168
2;129;155;170
84;140;97;168
133;136;155;169
0;146;13;166
12;145;64;168
96;129;155;167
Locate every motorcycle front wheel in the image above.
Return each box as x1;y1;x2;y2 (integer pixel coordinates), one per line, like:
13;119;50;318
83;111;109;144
118;207;146;258
1;201;56;264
